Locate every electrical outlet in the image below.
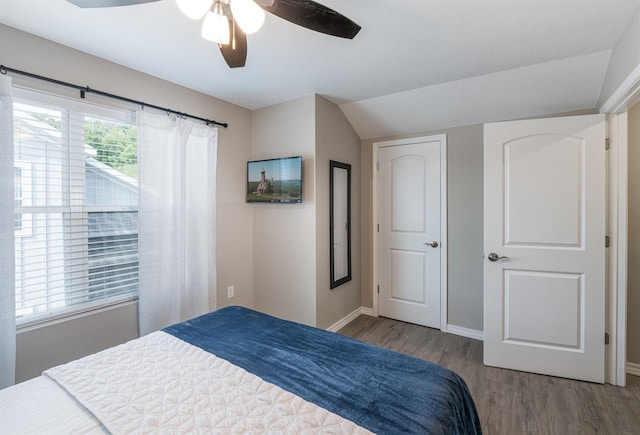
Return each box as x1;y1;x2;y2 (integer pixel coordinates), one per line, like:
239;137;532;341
227;285;235;298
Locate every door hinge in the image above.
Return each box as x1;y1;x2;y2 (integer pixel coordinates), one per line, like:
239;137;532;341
377;285;380;294
605;235;610;248
605;138;610;150
377;223;379;232
605;332;610;345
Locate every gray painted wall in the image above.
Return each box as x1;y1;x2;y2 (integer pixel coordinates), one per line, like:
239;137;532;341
16;303;138;383
627;102;640;366
2;24;254;382
444;125;485;330
251;96;317;326
251;95;363;329
315;96;362;329
361;125;485;332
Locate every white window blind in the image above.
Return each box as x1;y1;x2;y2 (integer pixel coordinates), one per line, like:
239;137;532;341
14;166;23;231
13;88;138;326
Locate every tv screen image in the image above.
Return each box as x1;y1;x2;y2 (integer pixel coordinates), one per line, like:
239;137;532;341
247;156;303;203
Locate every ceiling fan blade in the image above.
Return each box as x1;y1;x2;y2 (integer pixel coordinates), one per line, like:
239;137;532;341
219;21;248;68
256;0;360;39
66;0;160;7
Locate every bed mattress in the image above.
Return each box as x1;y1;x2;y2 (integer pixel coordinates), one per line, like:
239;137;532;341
0;375;108;434
0;306;482;434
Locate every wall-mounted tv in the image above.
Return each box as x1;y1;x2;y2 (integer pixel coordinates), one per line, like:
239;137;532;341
247;156;303;203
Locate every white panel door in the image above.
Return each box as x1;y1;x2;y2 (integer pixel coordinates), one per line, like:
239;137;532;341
377;139;442;328
484;114;606;383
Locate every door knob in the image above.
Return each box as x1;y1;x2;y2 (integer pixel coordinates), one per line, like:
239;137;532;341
425;241;439;248
487;252;509;262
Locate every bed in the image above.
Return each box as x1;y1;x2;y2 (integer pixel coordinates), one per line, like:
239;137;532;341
0;306;482;434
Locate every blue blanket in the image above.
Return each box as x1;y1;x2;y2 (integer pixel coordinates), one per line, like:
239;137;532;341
164;306;482;434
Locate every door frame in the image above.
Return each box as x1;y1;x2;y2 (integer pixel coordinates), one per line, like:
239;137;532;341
372;134;448;331
601;65;640;386
607;112;628;386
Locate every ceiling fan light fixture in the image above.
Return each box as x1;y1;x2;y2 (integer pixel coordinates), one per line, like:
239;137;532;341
230;0;265;35
201;1;230;44
176;0;212;20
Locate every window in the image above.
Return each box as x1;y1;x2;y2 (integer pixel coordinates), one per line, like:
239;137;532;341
14;167;22;231
13;161;33;237
13;89;138;325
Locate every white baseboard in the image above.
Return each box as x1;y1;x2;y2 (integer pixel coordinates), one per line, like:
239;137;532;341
326;306;375;332
328;310;484;341
627;362;640;377
446;324;484;341
361;307;375;317
326;307;363;332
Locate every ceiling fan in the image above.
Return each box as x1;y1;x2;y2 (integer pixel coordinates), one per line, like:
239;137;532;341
66;0;361;68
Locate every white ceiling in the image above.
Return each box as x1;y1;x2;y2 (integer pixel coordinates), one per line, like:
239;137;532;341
1;0;639;139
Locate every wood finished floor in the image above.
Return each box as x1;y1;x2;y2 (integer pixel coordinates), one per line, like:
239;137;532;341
338;315;640;435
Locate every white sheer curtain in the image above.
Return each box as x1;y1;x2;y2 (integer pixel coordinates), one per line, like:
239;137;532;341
0;74;16;388
137;111;217;336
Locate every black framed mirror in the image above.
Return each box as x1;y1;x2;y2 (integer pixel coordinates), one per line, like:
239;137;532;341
330;160;351;289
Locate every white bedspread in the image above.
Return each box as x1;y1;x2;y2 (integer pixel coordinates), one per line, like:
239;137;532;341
43;331;372;434
0;376;108;434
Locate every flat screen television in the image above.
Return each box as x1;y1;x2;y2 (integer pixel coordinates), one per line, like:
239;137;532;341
247;156;303;203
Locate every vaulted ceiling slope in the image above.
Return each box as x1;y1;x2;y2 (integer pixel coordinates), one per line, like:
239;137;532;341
1;0;639;139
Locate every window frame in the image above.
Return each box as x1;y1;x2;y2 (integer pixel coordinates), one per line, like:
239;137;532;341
12;87;139;328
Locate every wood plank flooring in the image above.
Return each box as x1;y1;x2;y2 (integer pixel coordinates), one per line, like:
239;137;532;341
338;315;640;435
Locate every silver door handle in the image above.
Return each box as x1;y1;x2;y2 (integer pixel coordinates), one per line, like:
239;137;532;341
425;241;439;248
487;252;509;262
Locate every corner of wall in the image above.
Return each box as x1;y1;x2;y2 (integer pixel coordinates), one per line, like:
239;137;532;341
251;96;317;326
314;96;362;329
598;7;640;108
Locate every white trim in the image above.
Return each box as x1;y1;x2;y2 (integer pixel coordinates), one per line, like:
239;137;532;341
440;138;448;331
446;324;484;341
605;113;617;385
372;144;380;318
600;64;640;114
16;299;138;333
599;63;640;387
627;362;640;377
361;306;375;317
13;86;136;123
371;135;448;331
326;307;369;333
605;112;629;387
615;112;629;387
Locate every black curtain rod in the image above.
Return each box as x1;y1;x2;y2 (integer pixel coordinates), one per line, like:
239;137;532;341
0;64;228;128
